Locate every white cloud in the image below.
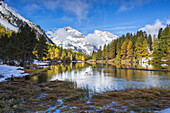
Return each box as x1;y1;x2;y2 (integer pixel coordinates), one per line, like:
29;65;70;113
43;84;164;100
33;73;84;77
60;16;73;22
62;0;89;23
40;0;60;11
119;5;133;12
39;0;89;23
140;19;166;36
14;0;90;23
24;4;41;12
102;26;138;30
117;0;152;12
166;19;170;24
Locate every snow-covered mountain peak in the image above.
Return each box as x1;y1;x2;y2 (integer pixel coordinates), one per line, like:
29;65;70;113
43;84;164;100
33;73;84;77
64;26;83;37
94;30;103;34
50;26;83;39
94;30;117;38
49;27;118;55
64;26;73;30
85;30;118;50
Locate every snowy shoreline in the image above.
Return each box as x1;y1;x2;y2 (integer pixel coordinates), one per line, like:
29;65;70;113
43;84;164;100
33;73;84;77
0;64;29;82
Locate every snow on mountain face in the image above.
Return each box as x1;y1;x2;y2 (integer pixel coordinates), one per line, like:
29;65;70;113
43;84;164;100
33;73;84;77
49;27;94;54
49;27;118;55
85;30;118;50
0;1;52;42
0;17;18;32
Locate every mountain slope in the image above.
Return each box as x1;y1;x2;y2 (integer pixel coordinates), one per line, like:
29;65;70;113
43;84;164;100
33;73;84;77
0;1;52;43
85;30;118;50
49;27;118;55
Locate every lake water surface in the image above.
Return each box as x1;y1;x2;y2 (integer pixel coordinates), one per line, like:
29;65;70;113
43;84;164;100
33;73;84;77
32;62;170;93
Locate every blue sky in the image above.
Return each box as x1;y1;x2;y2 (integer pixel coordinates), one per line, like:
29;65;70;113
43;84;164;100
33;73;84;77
5;0;170;36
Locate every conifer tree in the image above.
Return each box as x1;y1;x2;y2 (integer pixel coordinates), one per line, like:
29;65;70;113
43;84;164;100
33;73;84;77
75;54;78;61
121;35;126;43
126;33;131;41
97;46;102;60
105;44;109;60
109;40;117;59
61;50;66;60
67;52;71;61
158;28;163;39
82;56;85;61
153;38;162;62
102;44;107;60
142;38;149;57
54;48;60;60
7;33;15;60
70;54;73;61
160;26;170;56
116;38;121;59
135;36;143;59
92;52;97;61
47;45;55;60
121;41;128;59
37;36;48;61
127;41;133;59
0;34;8;61
148;34;152;51
17;24;37;65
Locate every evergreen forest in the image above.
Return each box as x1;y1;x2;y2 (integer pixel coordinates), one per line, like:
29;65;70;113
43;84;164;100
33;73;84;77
92;25;170;63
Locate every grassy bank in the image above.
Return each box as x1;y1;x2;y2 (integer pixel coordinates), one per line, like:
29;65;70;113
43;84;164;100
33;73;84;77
0;79;169;112
59;88;170;112
0;79;89;112
0;67;89;112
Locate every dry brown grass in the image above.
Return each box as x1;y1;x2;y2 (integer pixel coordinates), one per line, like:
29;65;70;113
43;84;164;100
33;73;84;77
59;88;170;112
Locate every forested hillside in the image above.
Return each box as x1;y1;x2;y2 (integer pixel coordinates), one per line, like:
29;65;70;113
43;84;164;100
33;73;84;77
0;24;47;65
92;25;170;63
44;43;90;62
0;24;89;66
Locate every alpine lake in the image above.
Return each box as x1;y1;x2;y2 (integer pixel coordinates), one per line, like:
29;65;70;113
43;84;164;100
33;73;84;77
32;62;170;93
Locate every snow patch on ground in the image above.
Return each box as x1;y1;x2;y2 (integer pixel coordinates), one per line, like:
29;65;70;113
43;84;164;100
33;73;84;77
139;57;153;69
139;57;153;63
161;64;168;67
33;60;48;66
141;63;153;69
156;108;170;113
161;59;168;62
0;64;29;82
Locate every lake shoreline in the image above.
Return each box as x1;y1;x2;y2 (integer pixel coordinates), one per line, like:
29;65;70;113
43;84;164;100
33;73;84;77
116;68;170;72
86;59;170;72
86;58;170;64
0;66;169;112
